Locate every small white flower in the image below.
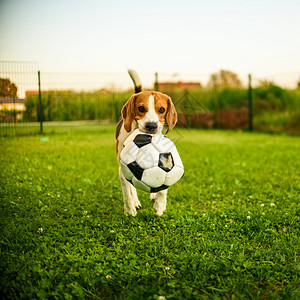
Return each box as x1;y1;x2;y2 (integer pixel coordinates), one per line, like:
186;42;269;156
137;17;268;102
283;227;287;232
106;275;112;280
262;212;265;215
158;296;166;300
260;204;264;207
270;203;275;207
37;228;44;234
165;266;170;271
110;230;115;234
247;216;251;220
225;225;228;228
83;210;88;215
248;211;251;214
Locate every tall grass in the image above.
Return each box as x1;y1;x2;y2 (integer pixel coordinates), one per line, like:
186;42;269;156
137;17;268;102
24;90;133;122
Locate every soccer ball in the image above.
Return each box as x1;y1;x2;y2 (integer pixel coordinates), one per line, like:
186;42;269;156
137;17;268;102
120;129;184;193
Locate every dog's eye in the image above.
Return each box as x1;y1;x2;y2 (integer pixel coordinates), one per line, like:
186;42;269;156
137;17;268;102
138;106;145;113
159;107;165;113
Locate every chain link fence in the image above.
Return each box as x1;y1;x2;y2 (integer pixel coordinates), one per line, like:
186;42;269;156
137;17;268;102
0;61;40;136
1;61;299;137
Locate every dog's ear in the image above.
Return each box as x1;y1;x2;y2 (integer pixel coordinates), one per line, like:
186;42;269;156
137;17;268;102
122;94;137;132
166;96;177;133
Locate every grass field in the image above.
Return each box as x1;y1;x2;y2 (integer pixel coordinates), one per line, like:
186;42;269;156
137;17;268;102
1;126;299;299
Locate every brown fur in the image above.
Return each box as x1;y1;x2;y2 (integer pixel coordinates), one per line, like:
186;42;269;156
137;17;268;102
120;91;177;134
115;118;123;153
165;96;177;133
121;94;137;132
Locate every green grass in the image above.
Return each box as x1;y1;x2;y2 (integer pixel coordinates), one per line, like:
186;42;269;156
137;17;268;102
1;126;299;299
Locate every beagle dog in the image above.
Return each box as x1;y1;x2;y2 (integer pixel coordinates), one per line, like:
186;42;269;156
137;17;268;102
116;71;177;217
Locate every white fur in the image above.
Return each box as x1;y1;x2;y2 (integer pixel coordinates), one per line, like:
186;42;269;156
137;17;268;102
153;189;168;217
137;95;163;134
117;94;167;217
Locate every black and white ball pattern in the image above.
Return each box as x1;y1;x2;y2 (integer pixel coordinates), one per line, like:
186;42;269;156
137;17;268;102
120;129;184;193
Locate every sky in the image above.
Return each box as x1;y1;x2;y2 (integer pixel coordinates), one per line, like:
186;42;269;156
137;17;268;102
0;0;300;87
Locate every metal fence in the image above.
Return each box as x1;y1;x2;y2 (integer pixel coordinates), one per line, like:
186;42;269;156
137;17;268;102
0;61;39;136
0;62;138;136
1;61;299;136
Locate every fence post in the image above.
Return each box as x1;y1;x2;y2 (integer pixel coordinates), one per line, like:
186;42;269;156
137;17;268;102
13;96;16;124
213;81;219;128
38;71;43;134
154;72;159;91
183;89;191;128
248;74;253;131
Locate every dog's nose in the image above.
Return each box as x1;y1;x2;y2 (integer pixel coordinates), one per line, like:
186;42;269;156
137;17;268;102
145;122;158;133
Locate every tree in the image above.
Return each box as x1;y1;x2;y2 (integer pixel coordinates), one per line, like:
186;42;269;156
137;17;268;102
208;69;242;89
0;78;17;97
258;79;276;87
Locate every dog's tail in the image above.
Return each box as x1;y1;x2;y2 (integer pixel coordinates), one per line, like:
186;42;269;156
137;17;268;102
128;69;142;93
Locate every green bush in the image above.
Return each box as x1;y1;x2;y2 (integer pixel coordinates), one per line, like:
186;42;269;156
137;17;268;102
24;91;132;122
217;88;248;110
22;86;300;134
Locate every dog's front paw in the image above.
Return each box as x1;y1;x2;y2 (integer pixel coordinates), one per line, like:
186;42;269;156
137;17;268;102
124;206;137;217
153;201;166;217
150;193;157;202
134;198;141;210
154;208;165;217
